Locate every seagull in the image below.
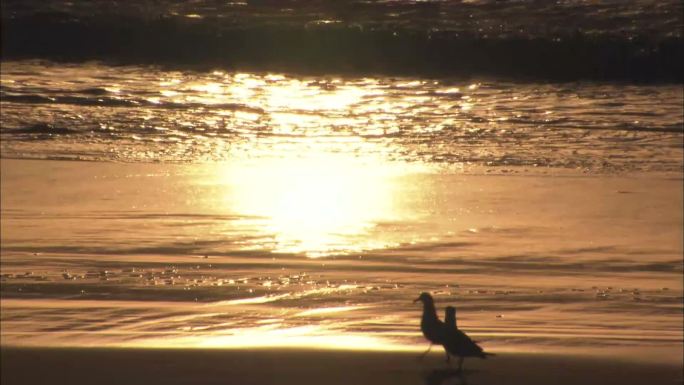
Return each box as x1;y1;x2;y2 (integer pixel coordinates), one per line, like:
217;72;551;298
414;292;448;361
443;305;493;371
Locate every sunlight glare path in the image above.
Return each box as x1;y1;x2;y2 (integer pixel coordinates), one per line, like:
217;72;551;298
213;156;420;257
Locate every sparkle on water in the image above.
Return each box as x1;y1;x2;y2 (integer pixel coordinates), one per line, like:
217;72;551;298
3;61;681;173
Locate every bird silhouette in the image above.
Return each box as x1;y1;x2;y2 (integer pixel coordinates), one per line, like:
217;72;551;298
414;292;448;361
443;305;493;371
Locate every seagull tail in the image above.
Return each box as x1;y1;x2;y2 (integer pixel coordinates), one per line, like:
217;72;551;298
480;352;496;359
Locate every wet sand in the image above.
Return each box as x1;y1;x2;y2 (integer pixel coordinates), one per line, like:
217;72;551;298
2;159;682;361
2;347;682;385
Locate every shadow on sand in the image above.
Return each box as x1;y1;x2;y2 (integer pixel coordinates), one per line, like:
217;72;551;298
423;368;478;385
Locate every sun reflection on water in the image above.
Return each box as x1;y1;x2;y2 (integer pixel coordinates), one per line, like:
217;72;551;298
133;324;412;351
175;73;432;257
214;155;420;257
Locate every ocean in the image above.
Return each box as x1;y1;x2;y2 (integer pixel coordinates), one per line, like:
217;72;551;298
1;0;682;359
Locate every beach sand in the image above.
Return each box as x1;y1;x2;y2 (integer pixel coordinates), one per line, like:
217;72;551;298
2;347;682;385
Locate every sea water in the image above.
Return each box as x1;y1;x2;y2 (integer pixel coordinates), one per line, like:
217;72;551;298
1;0;682;358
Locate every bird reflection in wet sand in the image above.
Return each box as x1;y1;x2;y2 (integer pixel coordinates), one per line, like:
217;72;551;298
423;368;469;385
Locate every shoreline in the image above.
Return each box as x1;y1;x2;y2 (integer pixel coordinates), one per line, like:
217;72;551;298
1;157;682;179
2;347;682;385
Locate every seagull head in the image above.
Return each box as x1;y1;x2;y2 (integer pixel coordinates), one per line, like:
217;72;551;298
413;292;434;304
444;306;459;328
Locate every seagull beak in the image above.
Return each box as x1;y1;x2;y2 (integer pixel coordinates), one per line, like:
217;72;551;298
413;297;420;303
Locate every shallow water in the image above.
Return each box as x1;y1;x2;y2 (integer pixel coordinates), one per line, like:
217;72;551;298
2;61;682;173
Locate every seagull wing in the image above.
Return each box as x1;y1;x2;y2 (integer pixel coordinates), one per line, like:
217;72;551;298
449;329;485;357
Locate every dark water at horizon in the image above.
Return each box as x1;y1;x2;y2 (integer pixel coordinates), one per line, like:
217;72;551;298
2;0;683;81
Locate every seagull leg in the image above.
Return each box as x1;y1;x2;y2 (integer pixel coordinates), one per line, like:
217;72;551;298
418;343;432;361
457;357;464;372
445;349;450;363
